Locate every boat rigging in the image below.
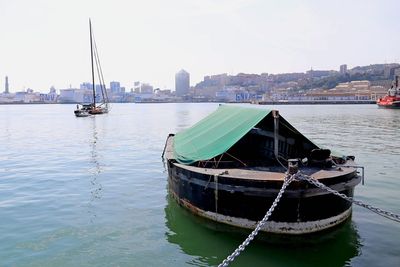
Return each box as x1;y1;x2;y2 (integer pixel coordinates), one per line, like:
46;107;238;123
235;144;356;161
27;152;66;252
74;19;110;117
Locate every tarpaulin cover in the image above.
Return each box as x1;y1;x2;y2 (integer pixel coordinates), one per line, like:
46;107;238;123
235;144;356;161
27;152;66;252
173;105;271;164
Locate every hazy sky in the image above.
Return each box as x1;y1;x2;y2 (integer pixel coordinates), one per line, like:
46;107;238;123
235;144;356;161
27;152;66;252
1;0;399;92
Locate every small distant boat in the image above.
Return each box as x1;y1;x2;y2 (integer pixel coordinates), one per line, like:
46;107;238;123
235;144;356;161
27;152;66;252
74;19;110;117
164;105;361;234
377;75;400;108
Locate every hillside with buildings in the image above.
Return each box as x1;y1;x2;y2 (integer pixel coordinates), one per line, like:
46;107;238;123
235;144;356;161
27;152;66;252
1;63;399;104
192;63;400;102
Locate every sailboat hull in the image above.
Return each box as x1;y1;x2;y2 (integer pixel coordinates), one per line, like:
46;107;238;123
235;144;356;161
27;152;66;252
89;108;108;115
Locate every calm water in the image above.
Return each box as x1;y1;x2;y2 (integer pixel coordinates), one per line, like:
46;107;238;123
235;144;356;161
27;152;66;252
0;103;399;267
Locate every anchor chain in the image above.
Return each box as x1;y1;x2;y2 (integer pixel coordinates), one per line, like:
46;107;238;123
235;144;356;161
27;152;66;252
218;173;297;267
297;173;400;223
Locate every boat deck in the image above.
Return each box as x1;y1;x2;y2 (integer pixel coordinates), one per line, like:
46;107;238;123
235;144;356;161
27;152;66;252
174;163;355;181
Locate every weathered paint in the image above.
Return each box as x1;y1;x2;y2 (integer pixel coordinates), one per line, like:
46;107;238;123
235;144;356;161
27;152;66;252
167;160;360;234
172;191;352;234
165;133;361;234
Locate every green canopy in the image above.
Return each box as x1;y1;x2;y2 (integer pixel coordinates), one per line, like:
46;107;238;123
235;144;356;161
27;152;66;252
173;105;271;164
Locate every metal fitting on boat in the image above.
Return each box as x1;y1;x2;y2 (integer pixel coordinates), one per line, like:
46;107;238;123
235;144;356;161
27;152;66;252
288;159;299;174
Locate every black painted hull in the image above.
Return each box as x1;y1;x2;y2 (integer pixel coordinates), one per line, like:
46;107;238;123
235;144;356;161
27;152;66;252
167;160;361;234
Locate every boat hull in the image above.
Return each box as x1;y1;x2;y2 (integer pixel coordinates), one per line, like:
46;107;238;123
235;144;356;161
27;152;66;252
377;102;400;108
89;107;109;115
74;110;90;117
167;161;360;235
74;106;109;116
377;96;400;108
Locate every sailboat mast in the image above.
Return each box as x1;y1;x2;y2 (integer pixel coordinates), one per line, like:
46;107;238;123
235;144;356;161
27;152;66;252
89;19;96;107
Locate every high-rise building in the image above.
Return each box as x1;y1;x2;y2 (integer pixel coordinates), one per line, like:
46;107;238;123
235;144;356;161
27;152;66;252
4;76;9;94
80;82;93;90
133;81;141;93
340;64;347;74
175;69;190;97
140;83;153;94
110;81;121;94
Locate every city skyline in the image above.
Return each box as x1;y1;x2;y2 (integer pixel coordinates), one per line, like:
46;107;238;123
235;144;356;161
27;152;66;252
1;0;400;93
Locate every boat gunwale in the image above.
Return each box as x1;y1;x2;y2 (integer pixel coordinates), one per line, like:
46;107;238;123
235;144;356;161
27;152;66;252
172;161;358;182
169;161;361;198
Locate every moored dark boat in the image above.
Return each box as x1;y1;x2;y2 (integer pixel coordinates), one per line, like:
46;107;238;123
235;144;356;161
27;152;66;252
377;75;400;108
165;105;361;234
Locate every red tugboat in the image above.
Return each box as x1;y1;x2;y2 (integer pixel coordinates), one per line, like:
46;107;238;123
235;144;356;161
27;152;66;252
377;76;400;108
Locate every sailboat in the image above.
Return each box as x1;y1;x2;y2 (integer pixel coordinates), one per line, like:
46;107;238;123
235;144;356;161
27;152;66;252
74;19;110;117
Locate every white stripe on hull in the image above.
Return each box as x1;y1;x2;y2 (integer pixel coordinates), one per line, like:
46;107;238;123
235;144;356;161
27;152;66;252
179;198;352;235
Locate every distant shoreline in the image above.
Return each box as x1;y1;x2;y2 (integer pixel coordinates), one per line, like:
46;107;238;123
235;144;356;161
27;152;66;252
256;100;376;105
0;100;377;106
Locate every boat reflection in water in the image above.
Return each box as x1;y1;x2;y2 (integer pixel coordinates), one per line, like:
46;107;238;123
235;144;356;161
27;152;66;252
164;194;361;267
87;117;103;223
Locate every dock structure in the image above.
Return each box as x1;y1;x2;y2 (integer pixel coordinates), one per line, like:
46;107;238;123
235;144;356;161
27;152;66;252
256;100;376;105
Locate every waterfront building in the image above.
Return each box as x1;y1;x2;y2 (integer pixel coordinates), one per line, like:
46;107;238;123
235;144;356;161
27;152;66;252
79;83;105;102
216;90;236;102
194;85;220;98
80;82;93;90
140;83;153;94
215;86;261;102
59;88;93;103
14;89;41;103
175;69;190;97
0;93;15;103
39;87;58;103
0;86;58;104
133;81;140;92
134;92;154;102
152;89;173;101
303;81;385;101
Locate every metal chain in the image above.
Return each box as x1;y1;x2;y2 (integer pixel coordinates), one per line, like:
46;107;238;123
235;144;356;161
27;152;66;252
298;173;400;223
218;173;297;267
218;170;400;267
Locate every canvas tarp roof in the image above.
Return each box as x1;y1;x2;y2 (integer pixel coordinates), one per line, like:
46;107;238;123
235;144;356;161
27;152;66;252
173;105;271;165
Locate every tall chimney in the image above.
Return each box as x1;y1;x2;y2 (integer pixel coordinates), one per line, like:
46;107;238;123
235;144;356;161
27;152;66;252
5;76;9;94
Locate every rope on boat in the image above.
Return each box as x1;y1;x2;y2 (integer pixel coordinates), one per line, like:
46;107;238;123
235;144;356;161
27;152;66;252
297;173;400;223
218;173;298;267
